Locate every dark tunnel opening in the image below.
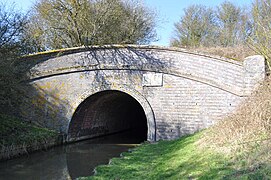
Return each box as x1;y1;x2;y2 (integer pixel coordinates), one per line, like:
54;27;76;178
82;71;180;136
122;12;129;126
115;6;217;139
68;90;148;143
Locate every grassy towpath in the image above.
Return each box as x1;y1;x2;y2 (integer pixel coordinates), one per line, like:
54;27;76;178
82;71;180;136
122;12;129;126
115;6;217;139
80;130;271;180
80;132;235;180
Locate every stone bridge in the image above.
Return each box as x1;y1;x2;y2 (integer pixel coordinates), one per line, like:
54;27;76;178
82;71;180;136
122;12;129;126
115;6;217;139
21;45;265;142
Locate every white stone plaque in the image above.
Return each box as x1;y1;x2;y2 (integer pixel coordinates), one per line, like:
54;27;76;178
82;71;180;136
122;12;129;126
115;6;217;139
142;73;163;87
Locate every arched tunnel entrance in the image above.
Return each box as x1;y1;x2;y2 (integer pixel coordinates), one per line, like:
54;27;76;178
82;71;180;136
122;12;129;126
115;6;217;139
68;90;148;142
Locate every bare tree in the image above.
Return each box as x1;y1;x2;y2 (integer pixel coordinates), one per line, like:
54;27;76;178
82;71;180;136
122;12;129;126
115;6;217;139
171;1;250;50
23;0;156;52
217;1;246;46
0;3;27;115
0;3;26;52
249;0;271;69
170;5;216;48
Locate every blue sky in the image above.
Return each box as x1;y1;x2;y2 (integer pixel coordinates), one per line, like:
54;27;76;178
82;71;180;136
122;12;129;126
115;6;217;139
1;0;253;46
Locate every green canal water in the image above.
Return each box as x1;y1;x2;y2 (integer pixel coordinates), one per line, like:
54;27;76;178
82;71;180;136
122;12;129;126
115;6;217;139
0;131;144;180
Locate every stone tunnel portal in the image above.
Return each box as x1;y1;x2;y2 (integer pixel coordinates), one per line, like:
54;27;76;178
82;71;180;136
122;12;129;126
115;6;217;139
67;90;148;142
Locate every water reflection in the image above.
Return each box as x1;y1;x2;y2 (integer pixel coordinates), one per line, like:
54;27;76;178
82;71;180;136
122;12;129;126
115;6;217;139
0;131;143;180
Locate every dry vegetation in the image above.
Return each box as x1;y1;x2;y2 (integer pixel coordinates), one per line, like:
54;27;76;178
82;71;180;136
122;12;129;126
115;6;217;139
201;76;271;171
189;45;256;61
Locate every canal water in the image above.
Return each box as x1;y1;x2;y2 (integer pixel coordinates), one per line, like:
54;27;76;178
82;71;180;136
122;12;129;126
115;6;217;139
0;131;144;180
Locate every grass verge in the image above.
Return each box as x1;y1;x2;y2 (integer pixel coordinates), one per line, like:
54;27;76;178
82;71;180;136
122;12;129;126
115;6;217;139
0;114;59;160
79;132;235;180
80;130;271;179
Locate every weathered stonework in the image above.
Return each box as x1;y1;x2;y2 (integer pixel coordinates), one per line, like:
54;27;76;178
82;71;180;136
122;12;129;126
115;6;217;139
21;45;266;141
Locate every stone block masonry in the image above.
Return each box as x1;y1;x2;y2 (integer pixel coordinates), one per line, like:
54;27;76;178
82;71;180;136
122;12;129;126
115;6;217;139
21;45;266;141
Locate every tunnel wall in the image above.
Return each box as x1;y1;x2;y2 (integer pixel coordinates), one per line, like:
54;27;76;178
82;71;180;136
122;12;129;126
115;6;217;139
21;46;266;141
68;91;147;141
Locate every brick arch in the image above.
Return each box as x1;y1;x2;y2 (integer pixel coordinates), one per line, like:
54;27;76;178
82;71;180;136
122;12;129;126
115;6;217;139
22;45;265;141
67;85;156;142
